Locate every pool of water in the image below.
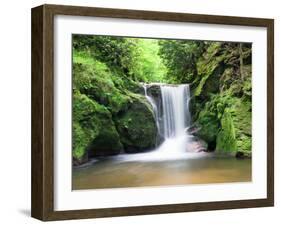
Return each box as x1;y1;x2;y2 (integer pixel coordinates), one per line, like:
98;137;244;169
72;153;251;190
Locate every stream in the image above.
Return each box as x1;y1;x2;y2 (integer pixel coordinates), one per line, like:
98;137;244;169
73;154;251;189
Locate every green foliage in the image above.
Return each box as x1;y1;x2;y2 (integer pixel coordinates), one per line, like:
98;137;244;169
132;39;167;82
158;40;205;83
73;35;167;83
73;35;137;76
73;53;132;114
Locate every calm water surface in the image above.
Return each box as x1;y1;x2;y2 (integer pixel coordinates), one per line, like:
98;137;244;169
73;153;251;190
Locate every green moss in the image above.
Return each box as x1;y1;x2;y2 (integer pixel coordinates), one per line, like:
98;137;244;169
115;93;157;152
213;97;251;155
236;134;251;154
194;43;226;97
73;58;131;115
195;93;251;155
73;92;123;160
73;92;99;160
231;98;252;155
216;109;237;153
195;95;226;147
73;122;90;160
196;109;219;147
88;124;123;156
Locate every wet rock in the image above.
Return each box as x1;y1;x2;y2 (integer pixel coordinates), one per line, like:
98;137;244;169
185;125;201;135
115;94;158;153
73;155;88;166
235;151;251;159
187;136;208;153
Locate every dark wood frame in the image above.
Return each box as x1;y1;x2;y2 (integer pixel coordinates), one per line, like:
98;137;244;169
31;4;274;221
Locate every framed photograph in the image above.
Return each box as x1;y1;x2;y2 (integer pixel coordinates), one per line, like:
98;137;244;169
31;4;274;221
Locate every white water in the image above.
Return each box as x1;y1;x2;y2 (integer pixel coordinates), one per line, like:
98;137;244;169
115;84;199;162
149;84;192;160
161;85;190;138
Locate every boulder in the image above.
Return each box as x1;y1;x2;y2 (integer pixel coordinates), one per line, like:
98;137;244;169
115;93;158;153
73;92;123;161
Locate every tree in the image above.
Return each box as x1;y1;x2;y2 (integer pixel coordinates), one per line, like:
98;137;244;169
158;40;205;83
73;35;139;79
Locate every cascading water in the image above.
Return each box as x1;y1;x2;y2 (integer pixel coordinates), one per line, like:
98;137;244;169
151;84;192;159
109;83;208;162
160;85;190;138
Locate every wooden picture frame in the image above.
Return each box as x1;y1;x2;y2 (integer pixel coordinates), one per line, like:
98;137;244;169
31;4;274;221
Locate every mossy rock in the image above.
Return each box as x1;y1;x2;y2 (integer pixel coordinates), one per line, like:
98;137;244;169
230;98;252;155
147;85;161;98
194;94;228;150
73;92;123;161
73;61;132;115
196;109;220;150
193;43;226;97
73;92;99;161
87;126;123;157
72;122;90;165
194;62;224;98
215;98;251;155
115;93;157;153
194;92;251;156
216;109;237;153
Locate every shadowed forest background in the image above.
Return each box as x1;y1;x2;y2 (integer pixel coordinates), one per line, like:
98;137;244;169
72;35;252;167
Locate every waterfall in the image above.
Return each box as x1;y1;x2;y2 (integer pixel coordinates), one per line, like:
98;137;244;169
161;85;190;138
142;83;192;156
115;83;204;162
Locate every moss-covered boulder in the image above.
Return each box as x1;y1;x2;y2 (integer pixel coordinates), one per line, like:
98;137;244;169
115;93;157;153
194;94;227;150
216;99;251;156
195;108;219;150
216;109;237;153
73;57;131;115
73;92;123;163
230;98;252;156
73;92;98;163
